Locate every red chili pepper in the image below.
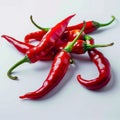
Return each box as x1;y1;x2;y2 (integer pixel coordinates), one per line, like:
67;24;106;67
77;48;112;90
19;23;86;99
1;35;34;54
26;14;75;63
19;50;71;99
24;30;47;43
67;16;115;33
1;35;55;60
7;14;75;80
24;15;115;43
29;15;115;35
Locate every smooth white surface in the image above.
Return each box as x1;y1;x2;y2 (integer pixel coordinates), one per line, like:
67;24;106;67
0;0;120;120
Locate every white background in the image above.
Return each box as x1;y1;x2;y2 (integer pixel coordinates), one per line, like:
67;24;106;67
0;0;120;120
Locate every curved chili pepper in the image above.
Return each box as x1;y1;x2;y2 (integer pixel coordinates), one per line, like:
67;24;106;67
30;15;115;34
1;35;34;54
1;35;55;60
19;50;71;99
19;23;86;99
7;14;75;80
67;16;115;33
77;48;112;90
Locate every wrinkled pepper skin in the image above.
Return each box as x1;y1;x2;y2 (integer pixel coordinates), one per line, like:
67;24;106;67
77;49;111;90
19;50;71;99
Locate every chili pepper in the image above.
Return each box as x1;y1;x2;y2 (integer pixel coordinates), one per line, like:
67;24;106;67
24;30;47;43
7;14;75;80
24;15;48;43
30;15;115;34
1;35;55;60
19;50;71;99
1;35;34;54
71;40;113;54
19;22;86;99
24;15;115;43
77;48;112;90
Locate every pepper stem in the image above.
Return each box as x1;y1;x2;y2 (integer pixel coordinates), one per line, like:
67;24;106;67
30;15;49;32
93;16;115;28
64;21;86;52
84;34;93;41
7;56;30;80
85;42;114;50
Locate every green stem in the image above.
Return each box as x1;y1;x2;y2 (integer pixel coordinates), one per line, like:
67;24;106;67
93;16;115;28
85;42;114;50
30;15;49;32
7;56;30;80
64;21;86;52
84;34;93;40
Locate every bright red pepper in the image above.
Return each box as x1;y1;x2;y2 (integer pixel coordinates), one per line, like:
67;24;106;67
24;30;47;43
77;48;112;90
24;16;115;44
67;16;115;33
26;14;75;63
1;35;34;54
7;14;75;80
1;35;55;60
19;23;86;99
19;50;71;99
29;15;115;35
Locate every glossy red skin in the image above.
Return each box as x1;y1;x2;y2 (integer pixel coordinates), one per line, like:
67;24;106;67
24;30;47;43
1;35;55;60
24;21;97;43
2;32;94;60
19;50;71;99
1;35;34;54
66;21;97;34
77;49;111;90
71;40;86;54
24;29;84;44
26;14;75;63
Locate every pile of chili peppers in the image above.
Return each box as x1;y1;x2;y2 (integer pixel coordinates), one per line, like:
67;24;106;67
1;14;115;99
